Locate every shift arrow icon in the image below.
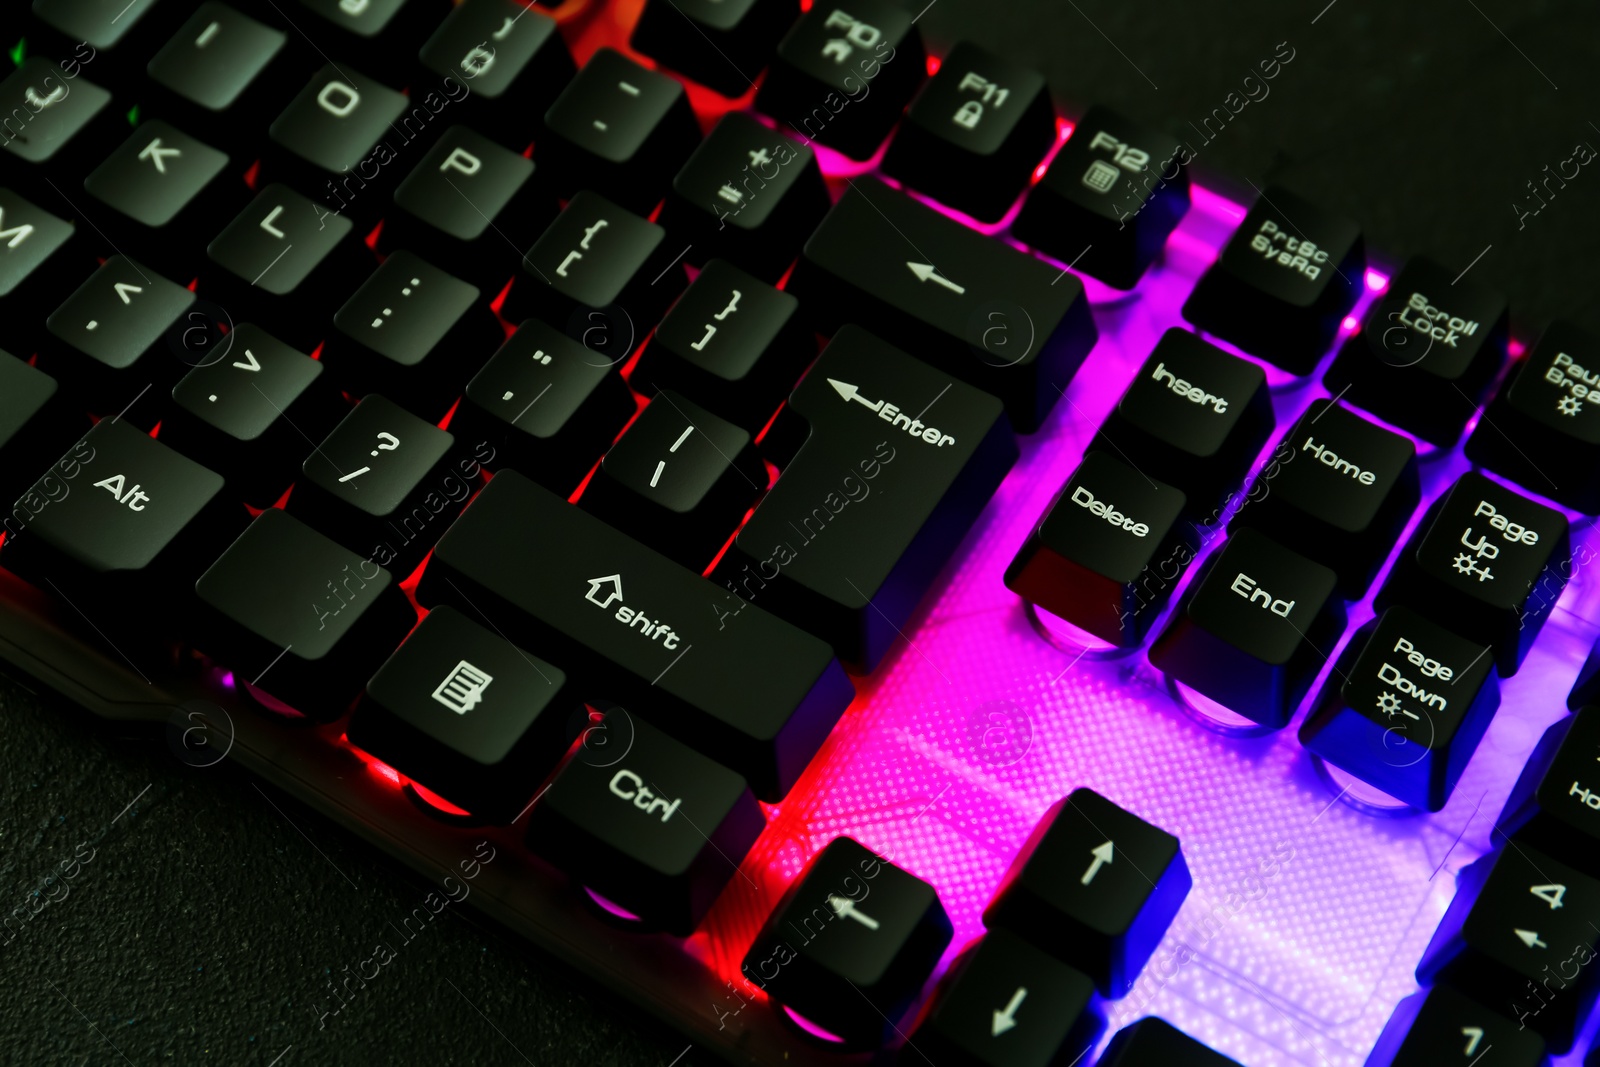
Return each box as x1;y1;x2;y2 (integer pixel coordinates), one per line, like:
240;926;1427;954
1081;840;1114;885
907;261;965;295
991;987;1027;1037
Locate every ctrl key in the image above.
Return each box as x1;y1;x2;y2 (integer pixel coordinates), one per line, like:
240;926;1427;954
742;837;954;1048
525;712;765;936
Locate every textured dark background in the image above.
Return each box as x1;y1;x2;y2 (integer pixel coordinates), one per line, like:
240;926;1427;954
5;1;1600;1064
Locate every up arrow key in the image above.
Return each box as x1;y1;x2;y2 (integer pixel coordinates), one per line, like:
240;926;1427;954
1081;840;1114;884
114;282;143;304
138;138;182;174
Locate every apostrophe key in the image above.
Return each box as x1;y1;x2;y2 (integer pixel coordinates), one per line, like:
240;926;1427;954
1323;256;1509;447
579;390;765;571
455;319;637;496
163;324;344;504
1364;985;1545;1067
0;350;83;510
540;48;702;213
503;190;688;363
416;470;855;799
1148;528;1345;729
908;929;1103;1067
661;113;830;282
1;419;234;633
1183;186;1364;374
526;711;766;935
631;0;797;97
1496;705;1600;879
631;259;813;434
191;508;416;717
1466;322;1600;512
289;395;474;575
348;606;578;821
418;0;575;143
1299;607;1500;812
383;125;555;293
1416;843;1600;1053
984;788;1190;997
1097;1019;1243;1067
789;178;1097;432
205;183;370;352
881;42;1056;223
1374;471;1569;676
325;250;502;421
1229;399;1419;597
1090;328;1273;521
753;0;925;160
717;327;1016;672
741;836;953;1047
42;255;196;425
1012;106;1191;290
1005;452;1195;649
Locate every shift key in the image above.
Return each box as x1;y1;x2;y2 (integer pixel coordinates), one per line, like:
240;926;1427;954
416;471;855;800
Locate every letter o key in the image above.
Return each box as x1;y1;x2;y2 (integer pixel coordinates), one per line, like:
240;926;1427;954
317;81;361;117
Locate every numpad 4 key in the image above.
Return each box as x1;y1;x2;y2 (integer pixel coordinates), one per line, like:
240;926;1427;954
3;1;1600;1066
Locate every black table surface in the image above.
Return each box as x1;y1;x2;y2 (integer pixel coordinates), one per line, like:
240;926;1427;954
6;1;1600;1063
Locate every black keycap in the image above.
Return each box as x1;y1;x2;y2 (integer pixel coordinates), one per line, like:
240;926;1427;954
455;318;637;495
191;508;416;715
742;836;952;1047
163;324;342;503
326;250;501;420
1004;452;1195;649
43;255;197;420
383;125;554;293
754;0;925;160
1366;985;1545;1067
503;190;688;360
718;326;1016;672
1183;185;1365;374
527;709;765;935
1497;705;1600;880
416;470;855;799
1230;399;1419;597
33;0;165;49
580;391;764;571
1571;642;1600;712
417;0;575;144
146;3;291;116
1013;105;1191;290
298;0;437;46
984;788;1189;997
0;187;83;354
205;183;369;351
1148;527;1345;729
540;48;701;213
632;258;812;433
266;63;416;219
349;605;577;821
1299;606;1500;812
661;113;830;283
1375;472;1568;677
910;929;1102;1067
0;56;114;172
881;42;1055;223
0;350;83;509
1466;322;1600;512
632;0;794;97
289;395;468;574
1097;1019;1242;1067
789;178;1098;432
1323;256;1509;448
1;419;232;628
1416;843;1600;1053
1090;328;1274;521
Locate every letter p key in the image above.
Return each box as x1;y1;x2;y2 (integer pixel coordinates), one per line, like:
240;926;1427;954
441;147;482;177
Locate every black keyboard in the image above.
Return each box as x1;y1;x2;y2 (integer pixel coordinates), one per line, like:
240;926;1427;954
5;3;1600;1066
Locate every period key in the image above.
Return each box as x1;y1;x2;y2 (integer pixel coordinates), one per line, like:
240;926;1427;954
1004;452;1195;649
984;788;1190;997
1375;472;1569;676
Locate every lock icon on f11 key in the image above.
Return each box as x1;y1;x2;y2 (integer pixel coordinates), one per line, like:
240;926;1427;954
953;100;984;129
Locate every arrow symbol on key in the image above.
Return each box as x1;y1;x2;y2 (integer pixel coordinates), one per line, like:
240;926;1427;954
114;282;142;304
991;987;1027;1037
1515;929;1548;949
827;378;886;414
907;261;966;295
1081;840;1114;885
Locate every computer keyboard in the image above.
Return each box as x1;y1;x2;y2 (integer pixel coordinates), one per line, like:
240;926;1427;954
3;2;1600;1066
